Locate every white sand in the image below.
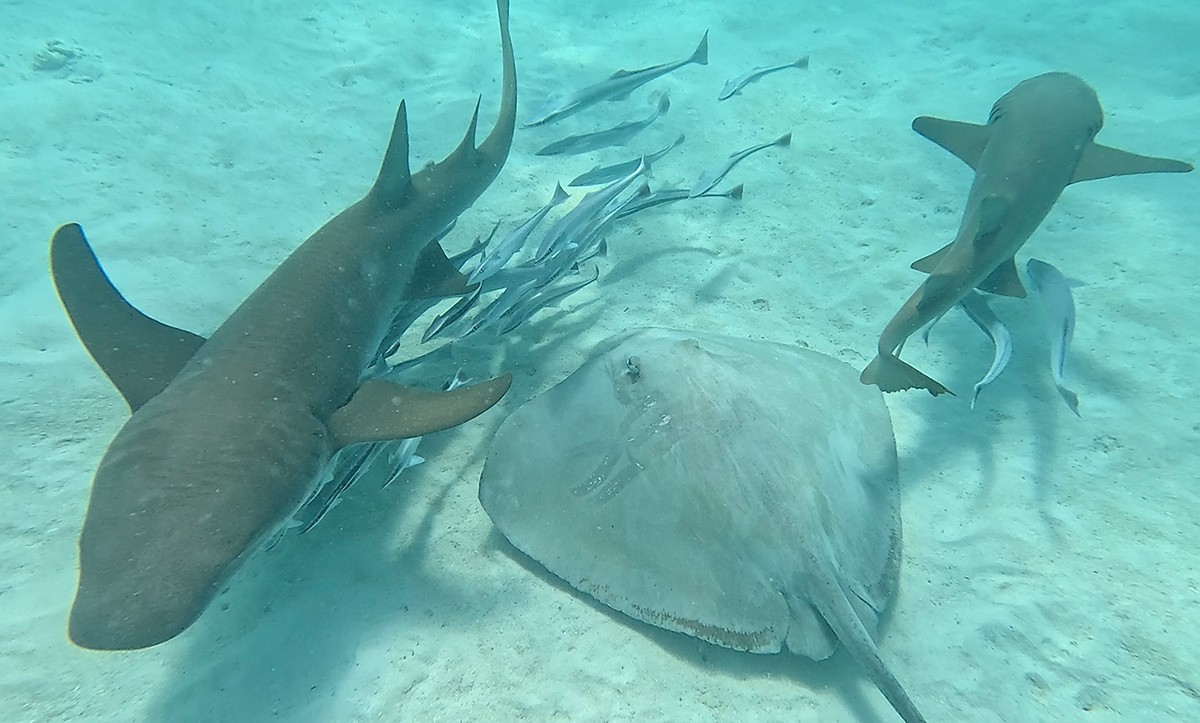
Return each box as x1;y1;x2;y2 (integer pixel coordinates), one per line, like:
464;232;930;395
3;0;1198;720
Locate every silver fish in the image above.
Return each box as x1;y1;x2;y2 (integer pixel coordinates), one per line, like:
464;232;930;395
689;132;791;197
536;95;670;156
534;158;648;261
380;370;469;490
460;279;541;337
499;266;601;334
718;55;809;101
523;31;708;127
1027;258;1081;415
449;219;500;268
957;291;1013;409
469;184;570;283
569;133;685;187
380;437;425;489
422;284;483;342
615;182;743;220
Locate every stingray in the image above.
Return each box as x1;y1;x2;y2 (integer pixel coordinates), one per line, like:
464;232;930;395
479;328;926;722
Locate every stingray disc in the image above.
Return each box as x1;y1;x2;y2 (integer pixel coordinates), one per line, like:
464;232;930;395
480;327;901;656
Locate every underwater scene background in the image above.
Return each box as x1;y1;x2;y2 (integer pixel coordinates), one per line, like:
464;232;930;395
2;0;1197;720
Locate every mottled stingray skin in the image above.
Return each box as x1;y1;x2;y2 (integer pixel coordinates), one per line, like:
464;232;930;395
480;328;926;722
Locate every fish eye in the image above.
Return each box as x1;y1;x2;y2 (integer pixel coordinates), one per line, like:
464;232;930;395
625;355;642;383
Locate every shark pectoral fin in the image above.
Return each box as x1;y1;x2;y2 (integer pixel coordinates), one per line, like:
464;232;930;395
977;257;1026;298
1071;142;1194;183
912;116;990;170
49;223;206;411
403;240;476;299
328;373;513;448
910;243;954;273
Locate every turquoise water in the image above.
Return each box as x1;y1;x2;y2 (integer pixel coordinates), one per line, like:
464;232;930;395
2;0;1197;720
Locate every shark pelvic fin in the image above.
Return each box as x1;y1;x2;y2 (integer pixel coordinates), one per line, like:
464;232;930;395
403;240;476;300
912;116;990;170
50;223;206;411
977;257;1026;298
1071;142;1194;183
328;374;512;448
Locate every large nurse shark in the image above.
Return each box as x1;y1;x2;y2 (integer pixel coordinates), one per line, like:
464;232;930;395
862;72;1192;396
50;0;517;650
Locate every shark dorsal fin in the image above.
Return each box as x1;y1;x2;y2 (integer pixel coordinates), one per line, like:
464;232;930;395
445;97;483;167
328;374;513;448
50;224;206;411
1071;142;1194;183
371;101;414;208
977;257;1026;298
912;116;991;170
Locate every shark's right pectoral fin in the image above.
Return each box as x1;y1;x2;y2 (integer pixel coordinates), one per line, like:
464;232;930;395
1071;142;1194;183
49;223;207;411
328;374;513;448
912;116;991;170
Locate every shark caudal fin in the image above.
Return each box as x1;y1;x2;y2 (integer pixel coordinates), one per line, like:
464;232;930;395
861;353;954;397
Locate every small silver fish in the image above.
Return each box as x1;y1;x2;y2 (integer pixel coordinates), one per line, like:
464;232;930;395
615;183;743;221
1027;258;1081;416
569;133;685;187
536;95;670;157
718;55;809;101
956;291;1013;409
689;132;790;197
534;158;648;261
523;32;707;127
498;265;601;334
469;184;570;283
422;284;482;343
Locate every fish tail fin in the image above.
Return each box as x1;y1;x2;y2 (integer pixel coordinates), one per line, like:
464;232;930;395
690;31;709;66
861;353;954;397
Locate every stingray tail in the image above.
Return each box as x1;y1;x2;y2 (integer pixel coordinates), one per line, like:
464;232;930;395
808;565;928;723
860;353;953;397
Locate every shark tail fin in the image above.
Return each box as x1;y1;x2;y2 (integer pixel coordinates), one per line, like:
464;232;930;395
690;30;710;66
861;353;954;397
1071;142;1194;183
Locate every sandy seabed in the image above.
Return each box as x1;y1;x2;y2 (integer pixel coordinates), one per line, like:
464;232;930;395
2;0;1198;720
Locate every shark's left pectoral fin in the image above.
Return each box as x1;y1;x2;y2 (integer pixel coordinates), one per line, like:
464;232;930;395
328;374;513;448
50;223;207;411
1071;142;1194;182
912;116;991;170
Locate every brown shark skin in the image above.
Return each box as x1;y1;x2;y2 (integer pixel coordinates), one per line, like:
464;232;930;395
57;0;516;651
862;72;1192;396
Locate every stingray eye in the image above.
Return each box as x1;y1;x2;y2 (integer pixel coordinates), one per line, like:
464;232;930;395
625;355;642;383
